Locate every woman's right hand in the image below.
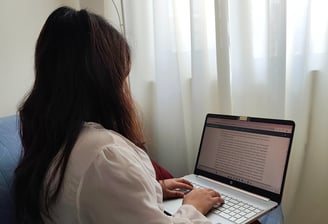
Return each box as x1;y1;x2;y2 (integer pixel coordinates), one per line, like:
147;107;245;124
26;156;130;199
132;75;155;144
182;188;224;215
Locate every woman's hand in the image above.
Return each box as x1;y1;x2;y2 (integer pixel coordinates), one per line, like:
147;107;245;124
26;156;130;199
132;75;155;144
182;188;224;215
159;178;193;200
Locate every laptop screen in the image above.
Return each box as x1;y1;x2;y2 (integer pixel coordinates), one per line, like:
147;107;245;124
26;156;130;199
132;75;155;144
195;114;295;201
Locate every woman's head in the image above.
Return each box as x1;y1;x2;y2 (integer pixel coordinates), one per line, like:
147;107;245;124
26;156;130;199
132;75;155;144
22;6;145;147
34;6;132;128
15;7;144;223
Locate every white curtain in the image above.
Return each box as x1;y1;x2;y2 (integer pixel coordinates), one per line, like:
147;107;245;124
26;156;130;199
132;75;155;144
122;0;328;223
123;0;218;177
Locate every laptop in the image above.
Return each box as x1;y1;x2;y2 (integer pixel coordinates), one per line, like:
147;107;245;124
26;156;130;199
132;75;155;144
163;113;295;224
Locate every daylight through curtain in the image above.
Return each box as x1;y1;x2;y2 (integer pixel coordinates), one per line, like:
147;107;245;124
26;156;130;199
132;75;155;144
122;0;328;222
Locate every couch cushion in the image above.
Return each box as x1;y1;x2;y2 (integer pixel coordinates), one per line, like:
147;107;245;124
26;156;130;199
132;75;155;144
0;115;21;223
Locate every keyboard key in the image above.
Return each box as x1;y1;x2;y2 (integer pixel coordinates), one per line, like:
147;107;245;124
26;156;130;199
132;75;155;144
230;217;237;222
240;212;246;216
219;212;231;219
255;208;261;213
236;217;247;224
245;211;257;218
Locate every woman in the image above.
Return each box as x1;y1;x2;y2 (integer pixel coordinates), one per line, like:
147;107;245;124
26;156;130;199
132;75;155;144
14;6;223;223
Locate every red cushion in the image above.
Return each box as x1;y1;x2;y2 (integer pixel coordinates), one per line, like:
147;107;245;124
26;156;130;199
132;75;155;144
151;160;173;180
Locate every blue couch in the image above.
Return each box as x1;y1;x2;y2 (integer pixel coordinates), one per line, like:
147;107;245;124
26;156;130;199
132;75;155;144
0;115;284;224
0;115;21;223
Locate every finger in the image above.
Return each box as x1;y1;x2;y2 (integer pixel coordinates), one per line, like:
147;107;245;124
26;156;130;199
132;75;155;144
209;190;224;203
213;190;221;197
174;182;193;190
214;196;225;204
174;178;192;186
178;178;193;186
168;190;185;198
206;189;221;197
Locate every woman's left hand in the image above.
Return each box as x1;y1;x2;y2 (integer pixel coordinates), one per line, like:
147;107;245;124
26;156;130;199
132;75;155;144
159;178;193;200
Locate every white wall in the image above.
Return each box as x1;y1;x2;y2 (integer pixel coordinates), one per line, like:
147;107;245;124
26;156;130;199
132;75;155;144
0;0;80;117
0;0;123;117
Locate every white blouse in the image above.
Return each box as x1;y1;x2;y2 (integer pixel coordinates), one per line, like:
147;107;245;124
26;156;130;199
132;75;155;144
46;122;211;224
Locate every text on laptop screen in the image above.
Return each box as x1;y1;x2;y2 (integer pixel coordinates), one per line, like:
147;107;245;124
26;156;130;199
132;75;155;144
196;117;294;194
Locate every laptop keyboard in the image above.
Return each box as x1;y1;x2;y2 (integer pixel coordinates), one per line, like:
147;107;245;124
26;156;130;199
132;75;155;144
193;183;263;224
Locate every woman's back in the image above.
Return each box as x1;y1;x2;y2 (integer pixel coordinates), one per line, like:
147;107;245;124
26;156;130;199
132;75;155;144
46;122;210;223
44;123;156;223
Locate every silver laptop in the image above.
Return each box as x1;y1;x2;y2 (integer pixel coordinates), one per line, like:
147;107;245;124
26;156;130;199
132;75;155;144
163;113;295;224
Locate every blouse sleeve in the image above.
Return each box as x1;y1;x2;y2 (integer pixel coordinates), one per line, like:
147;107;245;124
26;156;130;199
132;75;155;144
76;144;211;224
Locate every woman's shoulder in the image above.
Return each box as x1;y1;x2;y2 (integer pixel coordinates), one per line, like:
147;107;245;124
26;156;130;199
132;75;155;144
79;122;140;153
68;122;149;176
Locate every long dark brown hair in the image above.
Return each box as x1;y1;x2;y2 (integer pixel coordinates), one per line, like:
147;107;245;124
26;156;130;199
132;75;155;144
14;6;145;223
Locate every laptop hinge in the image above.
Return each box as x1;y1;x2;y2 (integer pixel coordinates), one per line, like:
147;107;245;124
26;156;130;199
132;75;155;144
198;175;271;201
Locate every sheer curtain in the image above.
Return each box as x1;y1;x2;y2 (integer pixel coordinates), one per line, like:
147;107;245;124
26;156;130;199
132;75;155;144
124;0;218;177
122;0;328;223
